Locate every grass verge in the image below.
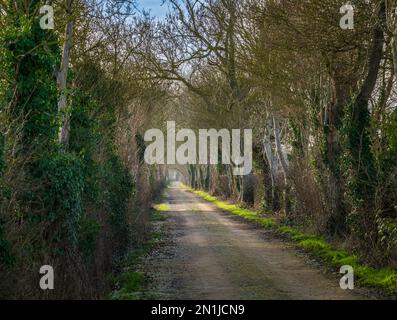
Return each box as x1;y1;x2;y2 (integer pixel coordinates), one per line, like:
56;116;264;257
110;205;168;300
182;184;397;295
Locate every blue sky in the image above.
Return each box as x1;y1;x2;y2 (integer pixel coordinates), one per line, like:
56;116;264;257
137;0;169;19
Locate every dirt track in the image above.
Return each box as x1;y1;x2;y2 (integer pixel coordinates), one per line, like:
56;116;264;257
143;184;366;300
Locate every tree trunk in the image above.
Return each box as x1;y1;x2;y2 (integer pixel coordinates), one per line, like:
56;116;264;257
326;1;386;235
392;36;397;79
263;120;280;211
325;75;351;234
273;116;290;214
57;0;74;147
347;1;385;209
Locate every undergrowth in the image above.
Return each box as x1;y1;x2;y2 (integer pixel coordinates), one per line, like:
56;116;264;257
110;205;167;300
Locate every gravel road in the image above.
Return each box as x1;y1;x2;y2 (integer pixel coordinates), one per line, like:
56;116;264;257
142;185;366;300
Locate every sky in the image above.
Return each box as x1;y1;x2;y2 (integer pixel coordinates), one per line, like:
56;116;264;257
137;0;169;19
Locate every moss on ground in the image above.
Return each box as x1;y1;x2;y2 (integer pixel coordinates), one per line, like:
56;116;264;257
153;203;171;212
111;271;147;300
183;185;397;295
194;190;277;228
